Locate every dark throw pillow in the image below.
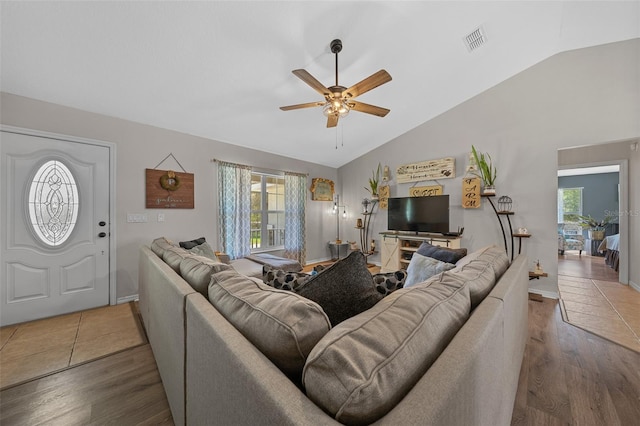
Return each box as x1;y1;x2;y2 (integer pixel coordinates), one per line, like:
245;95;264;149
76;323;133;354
295;251;384;326
179;237;206;249
416;241;467;264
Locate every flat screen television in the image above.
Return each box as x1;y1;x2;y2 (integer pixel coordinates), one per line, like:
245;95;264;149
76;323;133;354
387;195;450;234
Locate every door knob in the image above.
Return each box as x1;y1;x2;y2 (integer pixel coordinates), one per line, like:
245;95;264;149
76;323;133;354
98;232;107;238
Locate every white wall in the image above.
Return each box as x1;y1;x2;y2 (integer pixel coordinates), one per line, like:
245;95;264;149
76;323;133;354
339;39;640;296
0;93;339;300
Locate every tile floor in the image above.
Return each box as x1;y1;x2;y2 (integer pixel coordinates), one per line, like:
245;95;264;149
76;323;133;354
0;302;146;389
558;275;640;353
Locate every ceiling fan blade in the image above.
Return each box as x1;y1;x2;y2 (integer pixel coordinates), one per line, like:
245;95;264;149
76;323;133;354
342;70;392;99
326;114;339;128
349;101;390;117
292;69;331;97
280;101;325;111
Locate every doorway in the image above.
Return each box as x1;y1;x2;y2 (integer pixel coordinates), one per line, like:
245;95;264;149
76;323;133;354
1;127;116;326
557;156;629;285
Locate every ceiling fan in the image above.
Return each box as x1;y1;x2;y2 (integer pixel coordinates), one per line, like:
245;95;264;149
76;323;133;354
280;39;392;128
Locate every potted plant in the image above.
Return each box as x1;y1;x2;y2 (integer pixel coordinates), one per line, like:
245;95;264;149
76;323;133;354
365;163;381;199
471;145;497;194
577;214;616;240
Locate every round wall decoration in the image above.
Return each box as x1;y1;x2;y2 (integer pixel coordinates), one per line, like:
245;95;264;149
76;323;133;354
159;170;181;191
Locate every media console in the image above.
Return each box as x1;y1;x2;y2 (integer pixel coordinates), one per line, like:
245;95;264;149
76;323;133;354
379;232;461;273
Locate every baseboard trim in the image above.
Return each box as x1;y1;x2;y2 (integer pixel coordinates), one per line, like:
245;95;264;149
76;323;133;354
630;280;640;293
528;289;559;299
117;295;139;304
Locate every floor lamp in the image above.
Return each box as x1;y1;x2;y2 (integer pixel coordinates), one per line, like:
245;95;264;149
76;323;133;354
332;194;347;243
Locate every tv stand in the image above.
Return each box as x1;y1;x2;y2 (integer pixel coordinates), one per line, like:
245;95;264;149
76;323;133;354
379;232;461;273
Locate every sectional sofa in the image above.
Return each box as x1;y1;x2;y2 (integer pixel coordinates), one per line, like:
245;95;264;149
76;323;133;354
138;238;528;425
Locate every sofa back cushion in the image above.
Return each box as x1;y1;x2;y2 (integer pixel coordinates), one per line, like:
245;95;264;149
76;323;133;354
162;246;192;273
150;237;174;258
180;255;231;296
302;277;470;425
456;245;509;279
208;269;331;381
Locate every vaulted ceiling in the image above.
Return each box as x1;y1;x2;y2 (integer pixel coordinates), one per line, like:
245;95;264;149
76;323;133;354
1;1;638;167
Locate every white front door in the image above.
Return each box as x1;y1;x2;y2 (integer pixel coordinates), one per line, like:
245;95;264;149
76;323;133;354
1;130;111;326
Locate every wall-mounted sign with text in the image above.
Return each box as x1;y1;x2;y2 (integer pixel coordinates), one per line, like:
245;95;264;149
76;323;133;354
396;157;455;184
462;177;481;209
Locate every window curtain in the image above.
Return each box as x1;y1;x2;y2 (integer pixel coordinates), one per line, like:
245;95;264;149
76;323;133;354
284;172;307;265
217;161;252;260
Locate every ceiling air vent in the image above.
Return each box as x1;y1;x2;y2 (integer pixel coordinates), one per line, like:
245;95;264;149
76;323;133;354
464;26;487;52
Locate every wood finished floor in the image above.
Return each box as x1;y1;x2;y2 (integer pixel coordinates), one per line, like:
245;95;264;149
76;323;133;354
557;253;640;353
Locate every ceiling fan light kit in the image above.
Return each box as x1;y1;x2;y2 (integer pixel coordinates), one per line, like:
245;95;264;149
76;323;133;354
280;39;392;128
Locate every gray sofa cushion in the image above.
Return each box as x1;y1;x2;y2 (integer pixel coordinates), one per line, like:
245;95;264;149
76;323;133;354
417;242;468;264
208;268;331;381
180;255;231;296
303;278;471;425
295;251;384;326
162;246;192;273
456;245;509;278
150;236;174;258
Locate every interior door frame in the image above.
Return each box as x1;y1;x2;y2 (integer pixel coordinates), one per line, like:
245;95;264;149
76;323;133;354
557;159;629;285
1;125;118;305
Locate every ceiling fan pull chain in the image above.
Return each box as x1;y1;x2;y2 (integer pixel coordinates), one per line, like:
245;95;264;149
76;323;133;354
335;125;338;149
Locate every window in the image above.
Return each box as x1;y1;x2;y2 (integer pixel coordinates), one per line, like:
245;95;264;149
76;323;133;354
250;173;285;250
557;187;583;223
28;160;79;246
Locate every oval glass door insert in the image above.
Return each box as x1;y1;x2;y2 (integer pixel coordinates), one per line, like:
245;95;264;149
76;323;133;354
28;160;79;246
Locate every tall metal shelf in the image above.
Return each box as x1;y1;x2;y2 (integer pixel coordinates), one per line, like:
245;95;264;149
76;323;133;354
482;194;530;262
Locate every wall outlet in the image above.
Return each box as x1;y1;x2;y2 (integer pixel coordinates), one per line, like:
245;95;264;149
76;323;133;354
127;213;148;223
158;213;165;222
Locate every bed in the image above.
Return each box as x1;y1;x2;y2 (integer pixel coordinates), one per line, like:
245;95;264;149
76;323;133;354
597;234;620;271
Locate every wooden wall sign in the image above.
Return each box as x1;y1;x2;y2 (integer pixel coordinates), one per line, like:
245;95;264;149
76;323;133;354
146;169;195;209
462;177;481;209
409;185;443;197
310;178;334;201
378;185;390;209
396;157;455;183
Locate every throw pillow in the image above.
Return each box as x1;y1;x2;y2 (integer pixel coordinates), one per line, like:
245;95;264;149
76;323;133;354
404;252;456;288
295;251;384;326
188;241;217;260
263;268;311;291
179;237;206;249
208;268;331;382
416;242;467;264
303;275;471;425
372;270;407;296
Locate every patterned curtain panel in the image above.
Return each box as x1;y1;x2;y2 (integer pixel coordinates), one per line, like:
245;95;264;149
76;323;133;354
284;172;307;265
217;161;252;260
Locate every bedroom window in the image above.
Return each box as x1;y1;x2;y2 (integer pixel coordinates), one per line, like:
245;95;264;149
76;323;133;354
558;187;583;223
250;172;285;250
